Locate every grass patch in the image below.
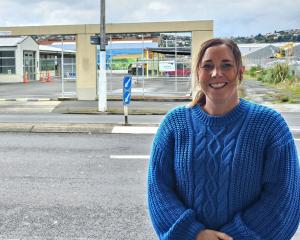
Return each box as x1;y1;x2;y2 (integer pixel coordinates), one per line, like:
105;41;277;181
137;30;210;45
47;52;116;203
244;66;263;80
244;65;300;103
263;81;300;103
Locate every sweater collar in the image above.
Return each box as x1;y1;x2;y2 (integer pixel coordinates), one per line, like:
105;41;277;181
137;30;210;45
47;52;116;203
192;98;249;127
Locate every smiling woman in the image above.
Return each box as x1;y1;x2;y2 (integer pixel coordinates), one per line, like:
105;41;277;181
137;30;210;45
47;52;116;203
191;38;244;112
147;38;300;240
196;44;242;115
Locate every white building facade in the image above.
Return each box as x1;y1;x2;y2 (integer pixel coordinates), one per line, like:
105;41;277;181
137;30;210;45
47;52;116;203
0;36;39;83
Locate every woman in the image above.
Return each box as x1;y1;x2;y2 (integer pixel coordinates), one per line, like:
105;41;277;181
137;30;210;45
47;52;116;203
147;38;300;240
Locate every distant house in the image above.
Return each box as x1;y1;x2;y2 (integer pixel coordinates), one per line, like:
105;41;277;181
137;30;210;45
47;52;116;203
0;36;39;83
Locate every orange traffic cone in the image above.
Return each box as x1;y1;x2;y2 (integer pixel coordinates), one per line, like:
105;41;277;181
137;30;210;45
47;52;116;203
23;71;29;84
46;72;52;82
39;73;46;83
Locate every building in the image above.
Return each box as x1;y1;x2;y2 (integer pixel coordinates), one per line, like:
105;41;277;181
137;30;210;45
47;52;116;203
0;21;213;100
292;44;300;57
241;42;300;69
39;44;76;79
0;36;39;83
241;44;279;68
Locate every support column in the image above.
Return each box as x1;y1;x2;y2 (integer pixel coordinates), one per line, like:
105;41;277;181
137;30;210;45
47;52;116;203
76;33;97;100
191;30;213;97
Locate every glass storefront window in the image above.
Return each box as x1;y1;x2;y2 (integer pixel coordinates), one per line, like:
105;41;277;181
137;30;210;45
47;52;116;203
0;51;16;74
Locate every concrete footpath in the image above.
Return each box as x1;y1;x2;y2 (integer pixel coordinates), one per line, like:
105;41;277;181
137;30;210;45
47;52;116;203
53;98;189;115
0;98;183;134
0;98;299;135
0;78;299;134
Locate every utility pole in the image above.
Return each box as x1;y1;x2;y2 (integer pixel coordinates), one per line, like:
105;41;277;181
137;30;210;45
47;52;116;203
98;0;107;112
61;36;65;97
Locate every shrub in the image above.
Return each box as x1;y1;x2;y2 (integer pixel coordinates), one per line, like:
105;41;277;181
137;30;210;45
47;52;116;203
248;65;263;77
255;63;294;84
271;63;290;84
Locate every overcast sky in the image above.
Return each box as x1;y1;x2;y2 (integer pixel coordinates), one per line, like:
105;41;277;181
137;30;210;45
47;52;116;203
0;0;299;37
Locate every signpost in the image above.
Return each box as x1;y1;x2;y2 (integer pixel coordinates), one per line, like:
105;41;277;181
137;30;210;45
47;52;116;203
99;0;107;112
123;75;132;125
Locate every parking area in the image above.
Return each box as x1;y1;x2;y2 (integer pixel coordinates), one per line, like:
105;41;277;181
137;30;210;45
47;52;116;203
0;73;192;100
0;78;76;100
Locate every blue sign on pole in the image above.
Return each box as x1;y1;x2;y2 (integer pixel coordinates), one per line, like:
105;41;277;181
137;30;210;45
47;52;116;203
123;91;131;105
123;75;132;91
123;75;132;105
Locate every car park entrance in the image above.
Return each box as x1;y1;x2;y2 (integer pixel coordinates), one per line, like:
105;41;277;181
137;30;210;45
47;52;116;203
0;20;214;100
103;32;192;97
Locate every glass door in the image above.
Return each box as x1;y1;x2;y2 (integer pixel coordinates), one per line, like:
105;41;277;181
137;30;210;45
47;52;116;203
23;51;36;80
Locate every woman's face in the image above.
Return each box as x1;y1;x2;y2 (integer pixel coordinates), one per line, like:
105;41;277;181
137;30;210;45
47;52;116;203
197;44;243;106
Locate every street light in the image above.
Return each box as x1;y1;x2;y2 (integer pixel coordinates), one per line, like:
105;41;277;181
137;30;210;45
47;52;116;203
98;0;107;112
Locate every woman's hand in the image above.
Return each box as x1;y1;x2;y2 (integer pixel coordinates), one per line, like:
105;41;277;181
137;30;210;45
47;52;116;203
196;229;233;240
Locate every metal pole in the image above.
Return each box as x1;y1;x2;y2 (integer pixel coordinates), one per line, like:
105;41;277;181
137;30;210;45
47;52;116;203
98;0;107;112
61;37;64;97
124;105;128;125
175;33;178;92
142;34;145;97
110;34;113;91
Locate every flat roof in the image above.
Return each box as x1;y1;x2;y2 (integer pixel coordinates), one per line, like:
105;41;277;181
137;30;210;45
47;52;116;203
146;47;191;55
39;44;75;53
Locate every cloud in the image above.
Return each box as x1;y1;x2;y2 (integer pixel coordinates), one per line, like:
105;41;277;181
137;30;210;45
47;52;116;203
0;0;299;37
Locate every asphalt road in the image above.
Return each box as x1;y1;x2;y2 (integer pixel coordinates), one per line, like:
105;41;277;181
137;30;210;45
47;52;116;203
282;112;300;126
0;111;298;126
0;132;156;240
0;131;299;239
0;111;298;138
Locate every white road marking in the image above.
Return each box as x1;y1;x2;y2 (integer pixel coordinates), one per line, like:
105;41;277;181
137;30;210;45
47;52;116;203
110;155;150;159
295;138;300;141
112;126;158;134
291;127;300;131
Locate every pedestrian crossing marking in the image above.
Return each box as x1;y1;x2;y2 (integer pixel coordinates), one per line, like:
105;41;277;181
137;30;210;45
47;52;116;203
112;126;158;134
110;155;149;159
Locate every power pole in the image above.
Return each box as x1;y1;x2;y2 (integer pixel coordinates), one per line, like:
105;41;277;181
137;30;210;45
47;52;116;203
98;0;107;112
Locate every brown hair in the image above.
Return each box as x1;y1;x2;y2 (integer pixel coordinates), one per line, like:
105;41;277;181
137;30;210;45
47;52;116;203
190;38;243;107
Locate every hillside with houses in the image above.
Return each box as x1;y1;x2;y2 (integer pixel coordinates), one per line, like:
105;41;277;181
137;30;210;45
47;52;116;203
232;29;300;43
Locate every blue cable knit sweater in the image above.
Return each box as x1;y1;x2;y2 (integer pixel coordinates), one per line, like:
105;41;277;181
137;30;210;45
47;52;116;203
148;99;300;240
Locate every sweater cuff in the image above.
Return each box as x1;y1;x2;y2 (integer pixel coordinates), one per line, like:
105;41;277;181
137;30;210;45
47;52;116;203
220;215;258;239
169;209;205;239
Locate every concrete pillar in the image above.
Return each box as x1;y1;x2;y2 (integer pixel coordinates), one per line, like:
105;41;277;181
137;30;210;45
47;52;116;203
76;33;97;100
191;30;213;96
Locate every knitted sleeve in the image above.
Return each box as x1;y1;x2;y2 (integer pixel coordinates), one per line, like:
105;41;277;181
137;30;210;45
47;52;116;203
147;110;205;240
220;113;300;239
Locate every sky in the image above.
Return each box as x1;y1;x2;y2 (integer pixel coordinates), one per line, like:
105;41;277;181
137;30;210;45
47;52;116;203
0;0;299;37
